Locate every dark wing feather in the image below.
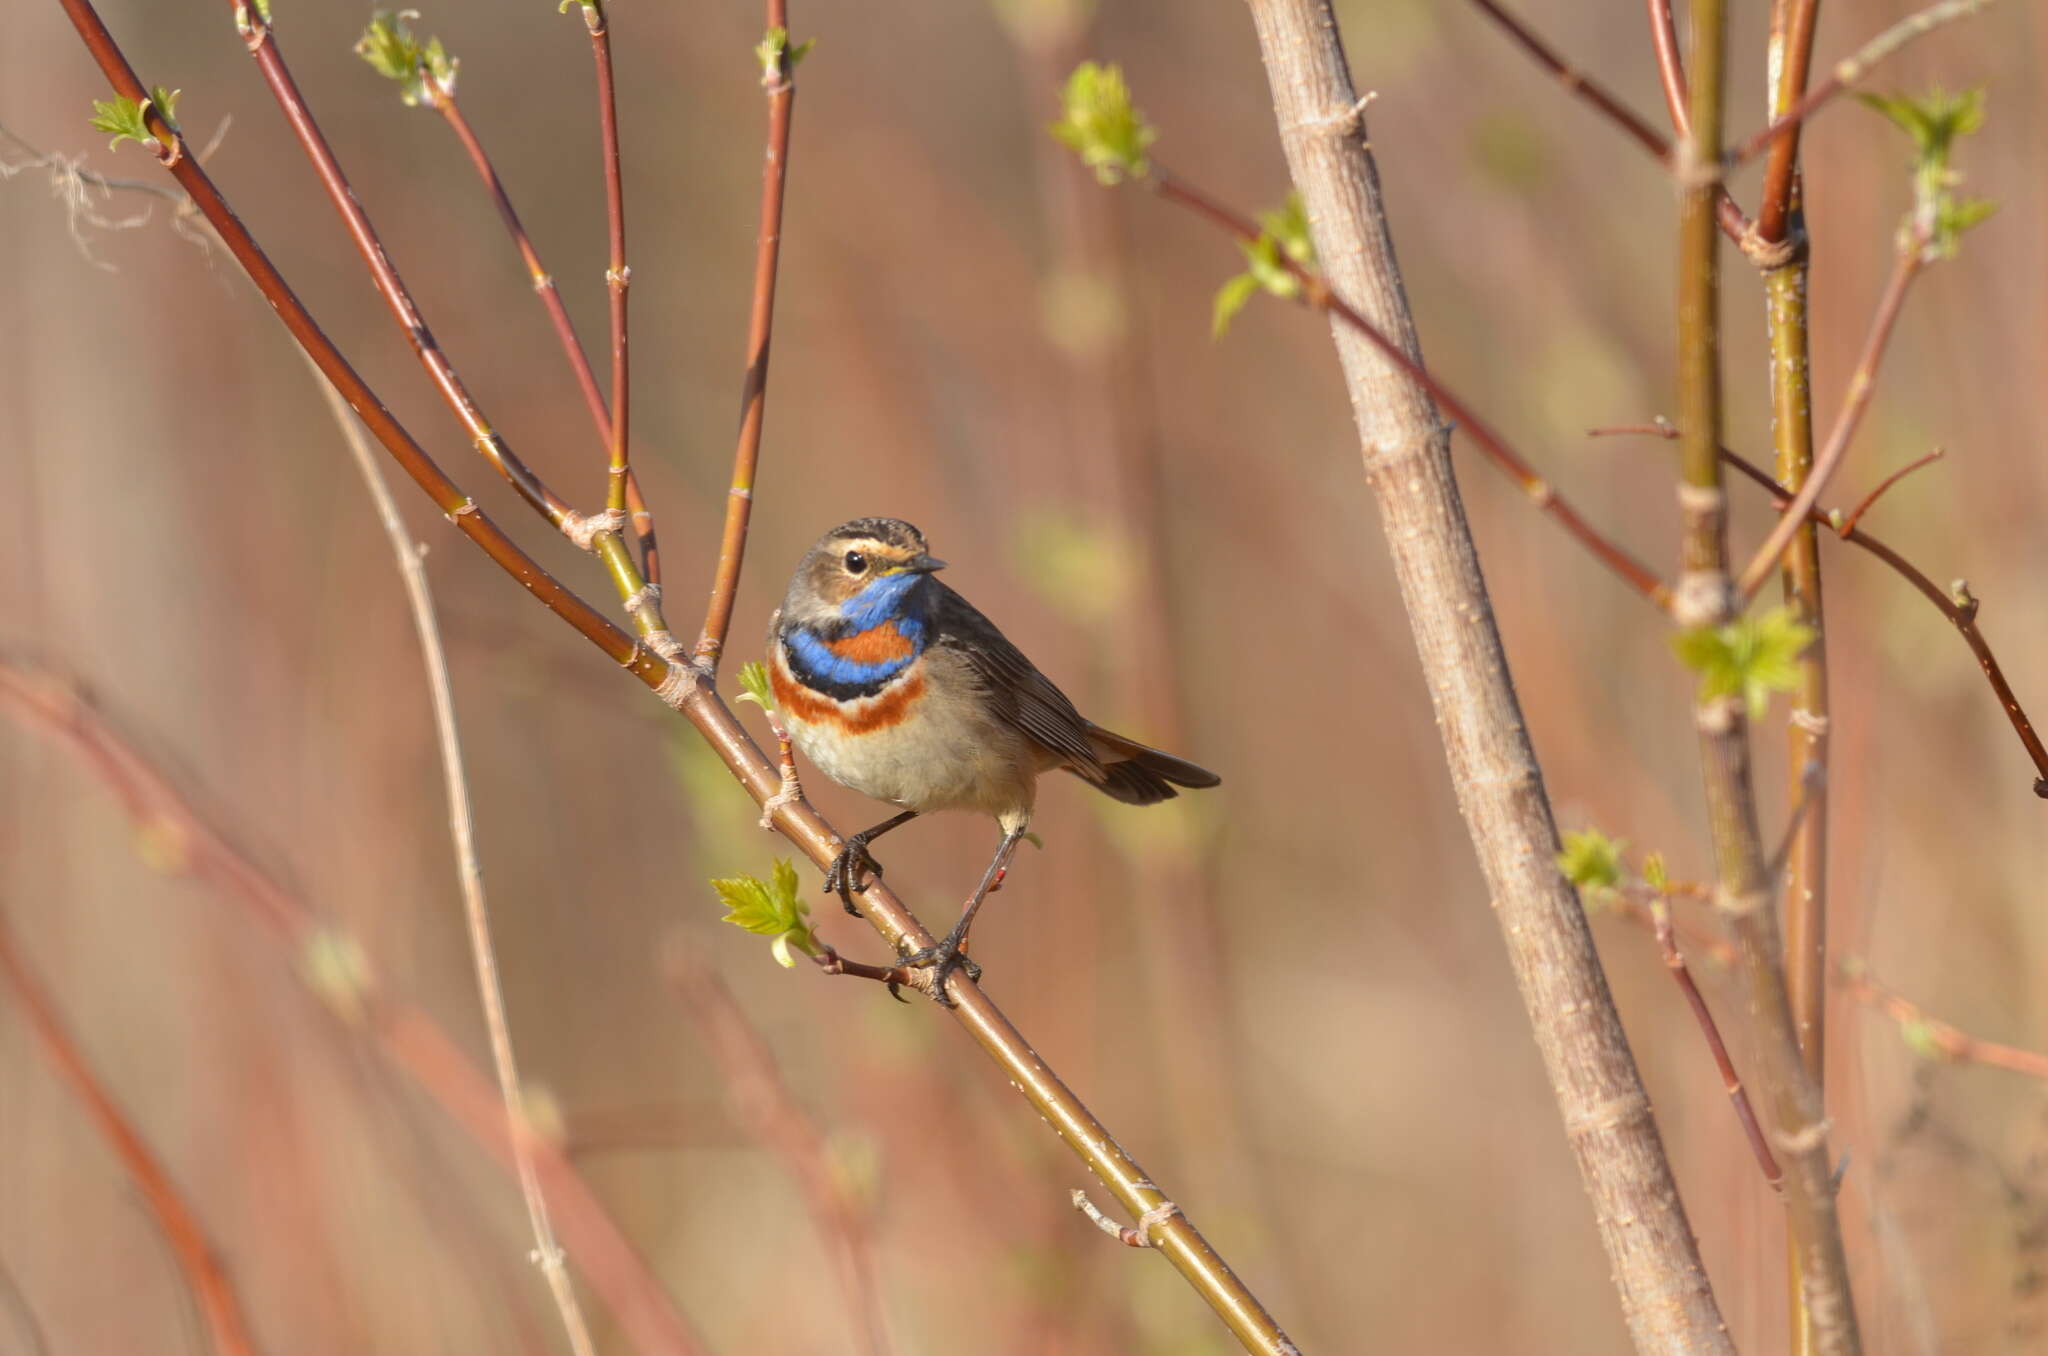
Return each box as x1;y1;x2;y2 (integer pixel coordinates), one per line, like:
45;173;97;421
931;582;1105;777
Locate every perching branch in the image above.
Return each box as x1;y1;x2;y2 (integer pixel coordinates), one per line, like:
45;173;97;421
695;4;800;670
1837;958;2048;1081
1237;2;1732;1349
0;919;263;1356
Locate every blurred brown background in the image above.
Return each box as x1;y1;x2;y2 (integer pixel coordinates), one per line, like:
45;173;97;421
4;1;2045;1352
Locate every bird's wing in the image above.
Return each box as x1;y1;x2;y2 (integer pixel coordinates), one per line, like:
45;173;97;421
933;583;1105;778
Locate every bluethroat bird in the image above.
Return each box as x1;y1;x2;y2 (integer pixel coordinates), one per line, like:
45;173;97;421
768;517;1220;1003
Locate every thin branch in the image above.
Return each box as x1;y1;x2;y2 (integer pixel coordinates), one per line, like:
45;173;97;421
0;920;263;1356
1756;0;1822;245
1738;243;1925;599
1465;0;1754;243
1837;958;2048;1080
695;2;799;670
1645;895;1783;1189
1149;170;1673;611
421;71;667;601
1596;425;2048;796
1729;0;2003;168
1645;0;1690;138
312;375;597;1356
57;11;1294;1349
1672;0;1863;1345
1837;447;1945;536
571;1;634;519
667;958;895;1356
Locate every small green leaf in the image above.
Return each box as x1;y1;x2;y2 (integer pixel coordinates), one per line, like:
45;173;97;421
1671;605;1815;719
1210;193;1314;339
1898;1017;1943;1061
1558;828;1626;893
1049;61;1156;186
1641;851;1669;893
88;88;179;153
712;858;818;966
735;659;776;713
756;25;815;77
1860;87;1992;259
356;10;459;107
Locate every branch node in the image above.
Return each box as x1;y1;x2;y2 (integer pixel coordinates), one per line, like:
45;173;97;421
653;660;696;711
1789;707;1830;736
1738;221;1802;271
562;507;627;551
1069;1188;1180;1248
641;629;686;662
445;498;479;523
622;581;661;614
1671;569;1735;628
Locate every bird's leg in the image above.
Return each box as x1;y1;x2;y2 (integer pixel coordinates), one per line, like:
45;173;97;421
901;826;1026;1006
825;809;919;916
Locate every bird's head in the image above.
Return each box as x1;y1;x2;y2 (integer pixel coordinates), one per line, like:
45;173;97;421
782;517;946;627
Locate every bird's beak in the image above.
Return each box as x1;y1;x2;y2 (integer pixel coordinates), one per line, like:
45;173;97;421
905;553;947;574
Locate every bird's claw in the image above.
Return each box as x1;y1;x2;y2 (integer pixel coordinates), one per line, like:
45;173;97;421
898;940;981;1007
824;841;884;916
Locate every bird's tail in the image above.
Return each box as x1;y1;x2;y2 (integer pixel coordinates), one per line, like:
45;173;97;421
1078;724;1222;807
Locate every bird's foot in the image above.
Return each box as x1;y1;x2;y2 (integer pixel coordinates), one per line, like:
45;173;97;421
897;939;981;1007
824;839;884;917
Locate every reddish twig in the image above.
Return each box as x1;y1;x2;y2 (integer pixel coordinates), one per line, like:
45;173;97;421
1837;447;1945;536
1466;0;1752;243
569;1;634;519
1643;897;1783;1188
1595;424;2048;796
423;72;664;593
1150;169;1672;610
667;958;896;1356
695;4;799;670
226;2;580;532
1738;242;1925;599
1755;0;1822;245
1728;0;2003;169
1837;960;2048;1080
0;919;263;1356
1645;0;1690;137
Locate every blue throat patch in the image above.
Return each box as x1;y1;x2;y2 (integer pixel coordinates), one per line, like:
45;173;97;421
783;573;930;695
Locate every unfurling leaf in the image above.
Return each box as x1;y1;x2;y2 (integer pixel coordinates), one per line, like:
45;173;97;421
356;10;460;107
1049;61;1156;186
756;25;816;78
1672;605;1815;719
1641;852;1669;893
712;858;819;966
1558;828;1626;894
735;659;776;713
1859;87;1995;259
1211;193;1315;338
89;87;180;153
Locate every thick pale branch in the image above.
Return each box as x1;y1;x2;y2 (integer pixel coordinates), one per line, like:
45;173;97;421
1241;2;1729;1350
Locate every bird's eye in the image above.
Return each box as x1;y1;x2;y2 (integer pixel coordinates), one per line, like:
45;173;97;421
844;551;868;575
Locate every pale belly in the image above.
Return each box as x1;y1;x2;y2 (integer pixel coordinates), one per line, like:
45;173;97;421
772;651;1038;825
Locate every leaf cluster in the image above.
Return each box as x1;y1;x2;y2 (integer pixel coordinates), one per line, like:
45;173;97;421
1859;87;1996;259
756;26;817;80
734;659;776;714
711;858;820;968
1671;605;1815;719
1049;62;1156;186
1213;192;1316;338
355;10;460;107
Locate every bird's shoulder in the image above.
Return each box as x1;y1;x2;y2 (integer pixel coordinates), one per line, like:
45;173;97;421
928;582;1102;774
